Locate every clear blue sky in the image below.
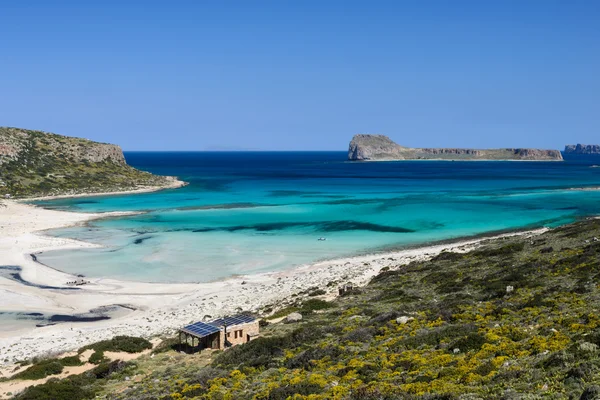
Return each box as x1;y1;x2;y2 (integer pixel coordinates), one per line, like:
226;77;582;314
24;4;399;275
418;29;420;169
1;1;598;151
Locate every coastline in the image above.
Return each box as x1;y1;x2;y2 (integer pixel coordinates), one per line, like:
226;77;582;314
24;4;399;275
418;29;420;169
18;178;187;202
0;198;549;368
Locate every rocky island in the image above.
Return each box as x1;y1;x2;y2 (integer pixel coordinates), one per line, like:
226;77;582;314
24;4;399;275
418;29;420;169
0;127;184;198
565;144;600;155
348;134;564;161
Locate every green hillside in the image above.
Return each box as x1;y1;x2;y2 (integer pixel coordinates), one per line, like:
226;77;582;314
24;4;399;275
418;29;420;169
0;127;175;198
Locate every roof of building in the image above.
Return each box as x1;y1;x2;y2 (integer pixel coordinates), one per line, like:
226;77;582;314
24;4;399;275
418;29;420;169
180;321;220;338
209;314;256;328
180;314;257;338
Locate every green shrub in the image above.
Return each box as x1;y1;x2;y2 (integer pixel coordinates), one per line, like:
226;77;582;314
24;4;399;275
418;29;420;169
343;327;376;343
109;336;152;353
472;242;525;258
269;306;300;319
301;299;333;312
580;385;600;400
88;351;106;365
432;251;464;262
565;362;594;380
401;324;478;350
187;367;228;387
285;345;342;370
373;286;421;302
450;333;487;353
90;360;128;379
521;293;554;309
59;356;83;367
267;382;323;399
13;360;64;380
15;375;95;400
78;336;152;355
370;269;402;284
214;336;287;369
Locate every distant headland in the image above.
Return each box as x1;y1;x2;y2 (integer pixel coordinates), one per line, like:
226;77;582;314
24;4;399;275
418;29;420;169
348;134;564;161
564;144;600;155
0;127;184;198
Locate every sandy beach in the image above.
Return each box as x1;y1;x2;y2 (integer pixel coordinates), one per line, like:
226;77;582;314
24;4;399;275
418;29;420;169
0;199;547;371
21;177;187;201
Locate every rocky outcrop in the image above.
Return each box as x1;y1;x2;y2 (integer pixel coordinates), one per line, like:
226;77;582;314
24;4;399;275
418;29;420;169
348;134;407;160
0;127;181;198
565;144;600;155
0;127;125;165
348;134;563;161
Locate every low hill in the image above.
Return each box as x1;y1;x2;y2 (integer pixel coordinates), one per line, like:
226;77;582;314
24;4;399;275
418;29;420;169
0;127;181;198
9;219;600;399
349;134;564;161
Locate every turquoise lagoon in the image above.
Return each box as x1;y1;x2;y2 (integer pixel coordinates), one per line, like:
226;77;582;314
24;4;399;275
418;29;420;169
33;152;600;283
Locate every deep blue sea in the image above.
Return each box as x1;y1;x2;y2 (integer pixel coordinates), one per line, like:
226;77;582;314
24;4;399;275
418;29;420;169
33;152;600;283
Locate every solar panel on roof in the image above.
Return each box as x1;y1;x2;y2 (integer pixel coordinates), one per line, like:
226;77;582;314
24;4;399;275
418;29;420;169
181;321;220;338
209;314;256;327
182;314;256;337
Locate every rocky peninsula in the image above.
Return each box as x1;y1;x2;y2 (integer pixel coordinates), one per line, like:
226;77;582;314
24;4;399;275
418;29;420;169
0;127;184;198
348;134;564;161
565;144;600;154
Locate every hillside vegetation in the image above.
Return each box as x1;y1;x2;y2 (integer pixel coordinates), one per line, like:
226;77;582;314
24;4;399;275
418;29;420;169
0;127;175;198
9;219;600;399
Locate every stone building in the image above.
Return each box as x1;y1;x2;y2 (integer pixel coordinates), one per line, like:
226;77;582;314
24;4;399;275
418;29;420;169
179;314;259;351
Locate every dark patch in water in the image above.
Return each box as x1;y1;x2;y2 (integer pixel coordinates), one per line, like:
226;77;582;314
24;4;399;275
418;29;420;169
269;190;323;197
302;194;349;199
322;198;383;206
191;178;232;192
175;202;263;211
47;314;110;323
320;221;414;233
9;273;79;290
134;235;153;245
193;220;414;234
0;265;20;271
3;304;135;328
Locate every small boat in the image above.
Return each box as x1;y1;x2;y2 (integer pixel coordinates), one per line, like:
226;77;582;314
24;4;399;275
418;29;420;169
318;237;327;241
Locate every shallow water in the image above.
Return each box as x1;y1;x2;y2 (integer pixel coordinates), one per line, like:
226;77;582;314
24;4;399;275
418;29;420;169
32;152;600;283
0;305;133;334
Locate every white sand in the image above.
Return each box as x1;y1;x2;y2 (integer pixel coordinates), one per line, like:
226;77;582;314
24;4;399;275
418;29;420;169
0;199;547;369
23;178;187;201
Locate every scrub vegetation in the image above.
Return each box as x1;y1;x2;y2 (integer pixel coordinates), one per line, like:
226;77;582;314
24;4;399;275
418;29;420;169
0;127;173;198
9;219;600;399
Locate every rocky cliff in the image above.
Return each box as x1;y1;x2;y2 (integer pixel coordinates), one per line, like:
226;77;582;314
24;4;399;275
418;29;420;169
564;144;600;154
348;134;563;161
0;127;182;198
0;127;126;165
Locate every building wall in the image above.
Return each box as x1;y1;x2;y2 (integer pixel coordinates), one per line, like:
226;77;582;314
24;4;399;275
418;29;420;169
218;320;260;348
